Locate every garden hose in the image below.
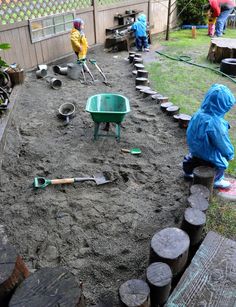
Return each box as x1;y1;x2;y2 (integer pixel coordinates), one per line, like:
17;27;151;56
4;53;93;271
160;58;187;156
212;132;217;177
155;50;236;84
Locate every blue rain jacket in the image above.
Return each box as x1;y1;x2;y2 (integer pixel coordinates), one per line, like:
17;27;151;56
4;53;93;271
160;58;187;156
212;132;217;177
187;84;235;169
131;14;147;38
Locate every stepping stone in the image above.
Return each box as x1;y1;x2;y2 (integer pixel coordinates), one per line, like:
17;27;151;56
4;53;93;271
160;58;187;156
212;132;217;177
160;102;173;112
166;105;179;116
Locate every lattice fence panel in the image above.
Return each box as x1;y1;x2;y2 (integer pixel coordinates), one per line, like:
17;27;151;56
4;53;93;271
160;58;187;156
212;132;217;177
0;0;92;25
97;0;125;6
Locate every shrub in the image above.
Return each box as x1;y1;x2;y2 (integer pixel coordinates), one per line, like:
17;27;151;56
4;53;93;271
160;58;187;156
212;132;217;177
177;0;208;25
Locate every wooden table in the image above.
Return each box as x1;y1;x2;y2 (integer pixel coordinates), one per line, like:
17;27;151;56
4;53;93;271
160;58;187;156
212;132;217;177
166;231;236;306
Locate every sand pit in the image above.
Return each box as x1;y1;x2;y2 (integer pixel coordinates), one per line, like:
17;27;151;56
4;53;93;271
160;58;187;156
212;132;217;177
0;45;190;306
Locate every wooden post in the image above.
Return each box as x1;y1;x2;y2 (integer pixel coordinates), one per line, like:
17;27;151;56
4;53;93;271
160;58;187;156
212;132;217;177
133;58;143;65
92;0;98;44
187;194;209;213
190;184;210;201
135;77;148;86
137;70;149;78
149;228;190;276
181;208;206;246
193;166;215;198
166;0;172;40
9;267;85;307
160;102;173;112
119;279;150;307
146;262;172;306
0;242;29;305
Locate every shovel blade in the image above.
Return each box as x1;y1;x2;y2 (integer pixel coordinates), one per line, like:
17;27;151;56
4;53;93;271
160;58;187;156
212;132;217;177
93;173;111;185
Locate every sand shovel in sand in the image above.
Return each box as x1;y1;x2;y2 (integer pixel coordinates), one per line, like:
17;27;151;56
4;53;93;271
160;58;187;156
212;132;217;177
89;59;111;86
33;173;111;189
121;148;141;155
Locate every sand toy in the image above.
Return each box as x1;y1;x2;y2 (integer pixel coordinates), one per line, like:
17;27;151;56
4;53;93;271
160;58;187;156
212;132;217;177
86;93;130;142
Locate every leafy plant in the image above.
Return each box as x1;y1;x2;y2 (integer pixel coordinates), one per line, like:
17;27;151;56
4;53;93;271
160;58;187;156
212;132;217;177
177;0;208;25
0;43;11;68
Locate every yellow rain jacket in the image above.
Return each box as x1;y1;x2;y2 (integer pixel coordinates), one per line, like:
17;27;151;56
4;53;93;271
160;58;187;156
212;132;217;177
70;28;88;60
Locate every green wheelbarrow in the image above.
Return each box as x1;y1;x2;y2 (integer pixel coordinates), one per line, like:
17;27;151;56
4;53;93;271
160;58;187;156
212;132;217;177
86;93;130;142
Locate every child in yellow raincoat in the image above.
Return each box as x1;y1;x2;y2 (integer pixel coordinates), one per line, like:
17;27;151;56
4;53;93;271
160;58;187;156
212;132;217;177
70;18;88;62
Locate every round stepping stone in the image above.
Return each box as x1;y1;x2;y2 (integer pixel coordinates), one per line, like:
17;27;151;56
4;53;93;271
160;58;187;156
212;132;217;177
133;58;143;65
178;114;191;128
135;77;148;86
134;63;145;70
187;193;209;212
137;70;148;78
129;54;135;63
140;89;157;97
190;184;210;201
149;227;190;275
217;179;236;201
166;105;180;116
146;262;172;306
160;102;173;112
135;85;151;91
119;279;150;307
181;208;206;246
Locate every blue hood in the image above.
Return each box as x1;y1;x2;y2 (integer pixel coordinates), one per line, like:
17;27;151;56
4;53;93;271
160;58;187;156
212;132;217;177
200;84;235;117
138;14;147;24
186;84;235;169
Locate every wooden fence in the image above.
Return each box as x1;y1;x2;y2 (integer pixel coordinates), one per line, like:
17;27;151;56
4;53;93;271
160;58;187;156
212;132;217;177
0;0;177;70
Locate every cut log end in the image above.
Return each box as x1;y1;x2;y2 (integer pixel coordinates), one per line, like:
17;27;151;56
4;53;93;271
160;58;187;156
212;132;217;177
119;279;150;307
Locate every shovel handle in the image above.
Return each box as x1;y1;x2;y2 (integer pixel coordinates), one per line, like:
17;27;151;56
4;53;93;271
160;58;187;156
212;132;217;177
74;177;94;182
121;149;130;153
51;178;75;185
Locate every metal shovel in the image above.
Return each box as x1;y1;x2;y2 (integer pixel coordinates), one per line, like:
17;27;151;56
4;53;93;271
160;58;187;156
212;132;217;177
33;173;111;189
89;59;111;86
121;148;141;155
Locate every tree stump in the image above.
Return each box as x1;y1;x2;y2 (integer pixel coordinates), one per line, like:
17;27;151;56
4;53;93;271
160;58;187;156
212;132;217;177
207;38;236;63
0;242;29;305
129;54;136;64
135;77;148;86
190;184;210;201
137;70;149;78
178;114;191;129
193;166;215;198
140;89;157;98
160;102;173;112
134;64;145;70
133;57;143;65
157;97;169;103
146;262;172;306
119;279;150;307
181;208;206;246
9;267;85;307
187;193;209;212
149;228;190;276
136;85;150;92
166;106;180;116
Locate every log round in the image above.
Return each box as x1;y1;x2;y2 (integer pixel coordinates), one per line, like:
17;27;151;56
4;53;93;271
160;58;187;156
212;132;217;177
0;242;29;304
187;193;209;212
146;262;172;306
137;70;149;78
135;77;148;86
9;267;85;307
149;227;190;275
190;184;210;200
181;208;206;246
207;38;236;63
193;166;215;197
119;279;150;307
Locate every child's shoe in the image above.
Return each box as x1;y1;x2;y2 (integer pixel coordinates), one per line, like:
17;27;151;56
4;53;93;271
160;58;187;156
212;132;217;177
214;178;231;189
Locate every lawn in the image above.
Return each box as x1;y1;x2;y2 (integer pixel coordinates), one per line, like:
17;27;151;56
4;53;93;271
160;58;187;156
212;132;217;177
148;28;236;239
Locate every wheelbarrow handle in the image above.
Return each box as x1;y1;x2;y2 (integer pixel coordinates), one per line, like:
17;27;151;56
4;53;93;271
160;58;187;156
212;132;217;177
51;178;75;185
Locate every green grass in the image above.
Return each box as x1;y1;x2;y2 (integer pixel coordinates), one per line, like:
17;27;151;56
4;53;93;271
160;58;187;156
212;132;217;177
205;198;236;240
148;28;236;239
148;28;236;175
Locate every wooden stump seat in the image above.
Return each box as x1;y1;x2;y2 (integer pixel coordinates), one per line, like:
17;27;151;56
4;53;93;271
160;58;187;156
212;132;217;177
207;38;236;63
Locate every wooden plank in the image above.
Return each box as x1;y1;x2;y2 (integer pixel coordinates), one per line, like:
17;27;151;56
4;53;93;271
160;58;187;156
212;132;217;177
0;21;28;32
17;27;28;69
23;26;37;69
34;41;44;66
166;231;236;306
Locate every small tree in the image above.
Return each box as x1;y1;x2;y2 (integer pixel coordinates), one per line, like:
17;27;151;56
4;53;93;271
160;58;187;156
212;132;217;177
177;0;207;25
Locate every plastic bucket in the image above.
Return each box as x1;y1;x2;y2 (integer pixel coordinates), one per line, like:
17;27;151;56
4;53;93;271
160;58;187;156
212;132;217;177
67;63;81;80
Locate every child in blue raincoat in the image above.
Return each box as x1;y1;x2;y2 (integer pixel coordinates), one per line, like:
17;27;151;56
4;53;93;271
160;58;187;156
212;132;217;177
130;14;149;52
183;84;235;189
